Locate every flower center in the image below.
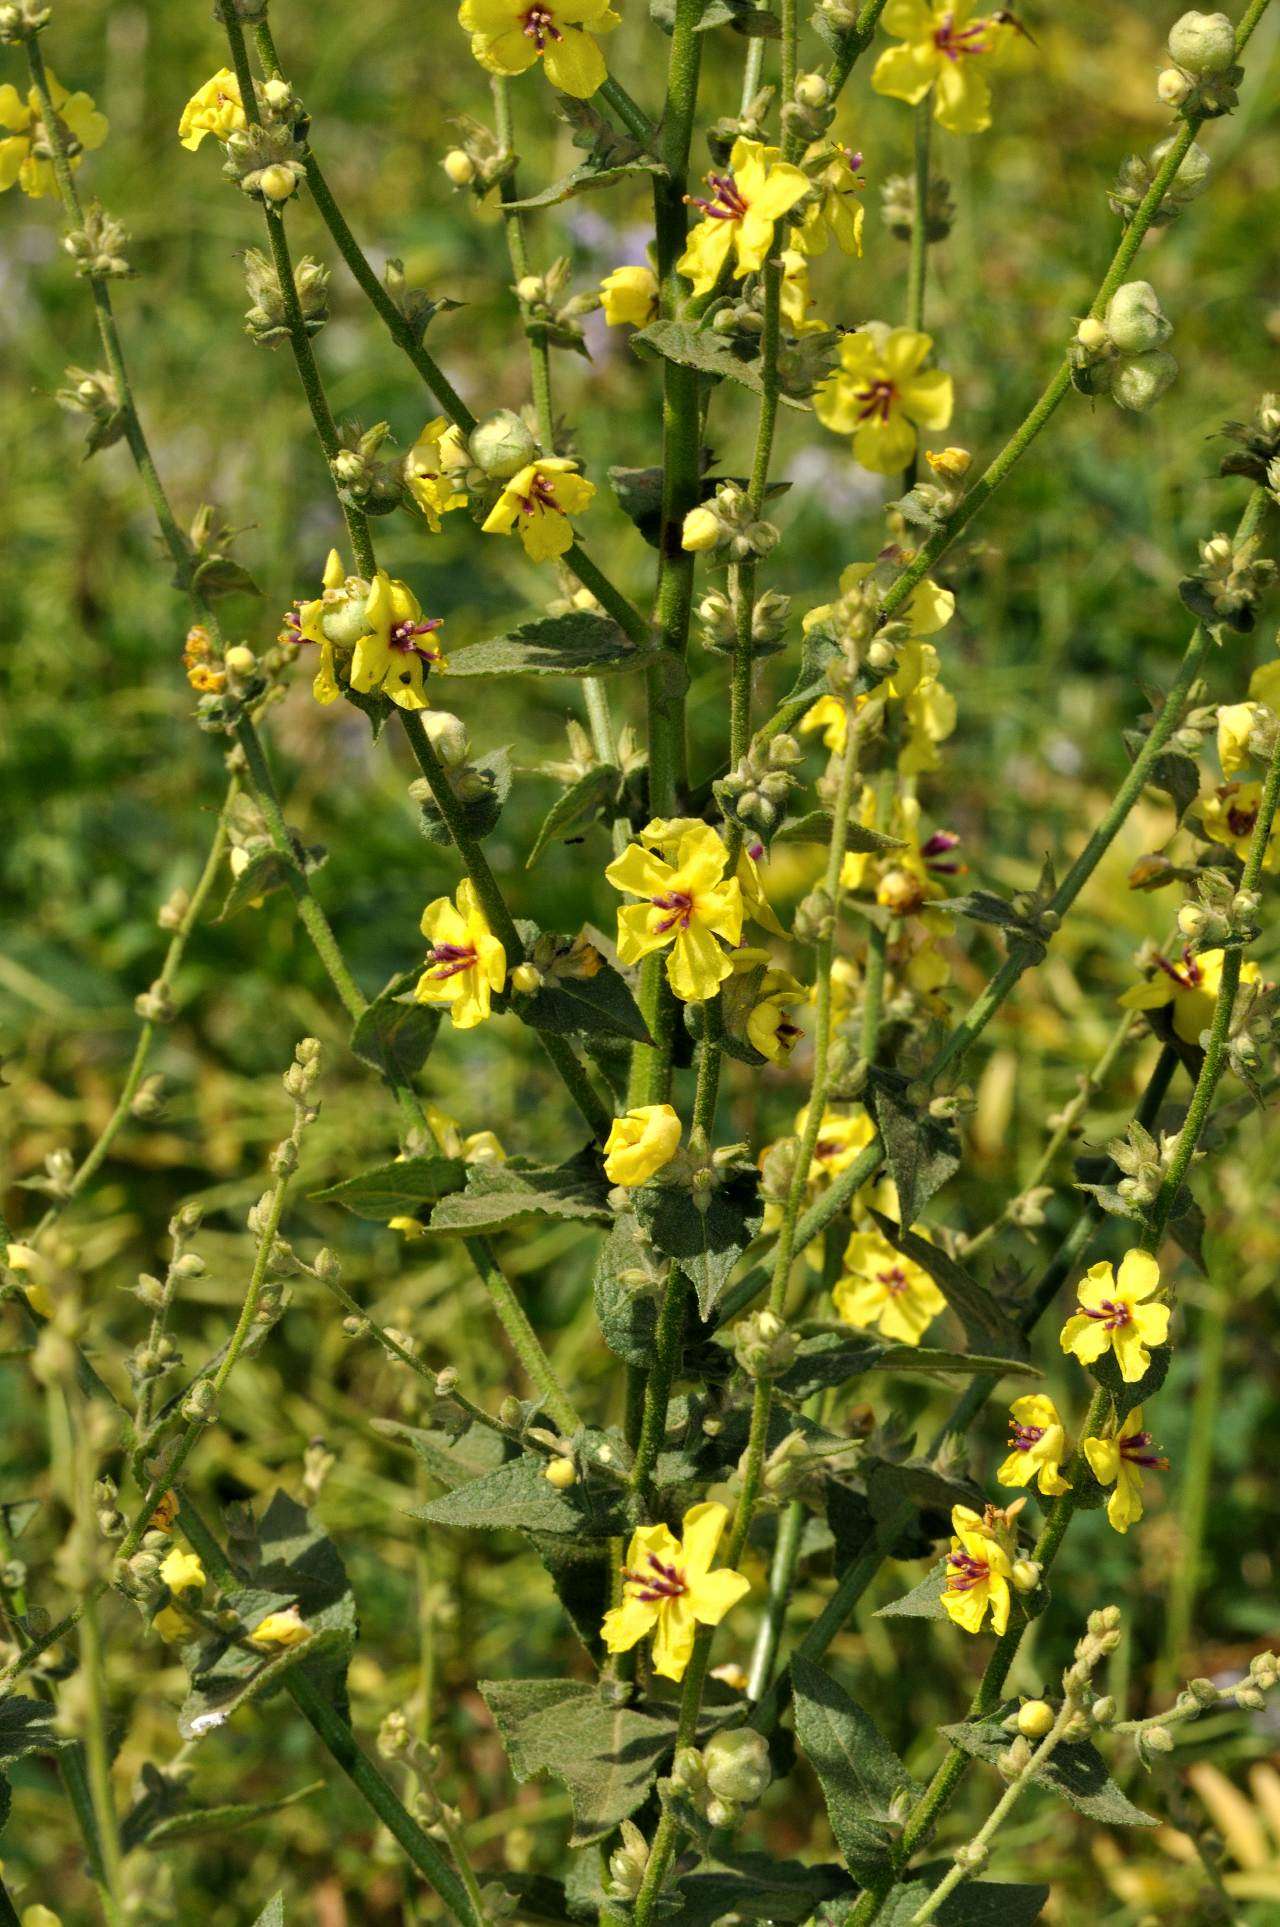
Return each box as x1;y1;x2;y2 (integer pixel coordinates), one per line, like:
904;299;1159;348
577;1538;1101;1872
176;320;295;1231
521;6;562;47
651;889;695;933
853;379;897;425
390;615;444;664
1009;1422;1045;1451
516;471;564;520
876;1265;910;1297
947;1548;990;1591
921;829;962;875
687;171;750;222
1154;948;1202;991
425;942;478;981
621;1552;688;1603
933;11;994;59
1120;1429;1169;1470
1227;800;1259;837
1079;1297;1132;1330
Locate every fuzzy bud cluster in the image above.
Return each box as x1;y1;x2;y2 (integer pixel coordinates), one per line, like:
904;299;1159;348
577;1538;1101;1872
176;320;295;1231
1108;135;1211;227
606;1819;651;1899
668;1728;772;1832
1196;530;1276;621
781;69;834;145
243;246;328;346
331;419;404;515
698;587;792;660
62;202;132;279
0;0;50;39
1158;12;1242;118
1071;282;1178;414
730;1308;798;1381
681;483;779;562
56;365;125;454
223;120;306;203
715;735;801;837
706;83;776;166
881;170;955;243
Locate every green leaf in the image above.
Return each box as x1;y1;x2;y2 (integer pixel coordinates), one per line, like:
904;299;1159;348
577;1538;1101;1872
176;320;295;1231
509;927;652;1046
412;1457;627;1538
416;746;512;844
593;1216;660;1366
491;1873;575;1925
779;1330;1037;1401
0;1773;9;1840
876;1559;951;1622
791;1656;918;1881
217;850;291;921
865;1456;982;1525
309;1154;467;1222
872;1871;1050;1925
634;1169;763;1319
631;320;806;409
943;1706;1157;1826
480;1679;676;1843
865;1072;960;1228
609;465;667;548
0;1696;70;1761
447;612;651;679
869;1212;1026;1361
251;1899;285;1927
773;812;905;855
527;766;622;868
428;1150;612;1235
1123;730;1201;824
672;1852;853;1925
349;968;442;1083
1089;1337;1172;1423
505;155;665;210
120;1761;323;1852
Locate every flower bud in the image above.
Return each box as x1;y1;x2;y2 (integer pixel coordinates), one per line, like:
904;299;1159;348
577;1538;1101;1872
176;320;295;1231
468;409;537;480
705;1796;739;1829
794;71;831;109
515;274;545;306
224;644;257;677
1076;316;1110;354
420;709;471;769
1011;1558;1042;1594
1157;66;1194;106
511;962;543;994
1168;11;1237;75
682;504;725;553
1091;1695;1117;1726
1105;281;1173;354
543;1457;577;1491
703;1727;773;1805
607;1820;649;1900
1145;1723;1175;1752
1016;1699;1055;1739
259;163;299;203
442;148;477;187
1109;349;1179;413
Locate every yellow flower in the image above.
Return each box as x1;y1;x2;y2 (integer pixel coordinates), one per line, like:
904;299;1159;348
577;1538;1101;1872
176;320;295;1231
803;1104;878;1185
779;249;826;335
415;880;507;1030
349;572;446;711
152;1605;191;1645
677;137;811;298
997;1394;1071;1498
1199;781;1280;871
1217;701;1260;778
800;571;957;774
600;264;659;328
601;1502;750;1682
607;820;744;1004
841;789;962;918
815;324;954;474
1119;947;1261;1047
0;69;107;198
458;0;620;98
1082;1407;1168;1534
833;1224;946;1346
482;458;595;562
404;418;469;532
249;1604;311;1648
424;1105;507;1164
747;968;807;1064
1059;1249;1170;1385
793;141;866;257
604;1104;682;1186
178;68;245;150
5;1242;52;1318
872;2;1005;136
941;1503;1014;1636
283;548;361;706
160;1548;206;1595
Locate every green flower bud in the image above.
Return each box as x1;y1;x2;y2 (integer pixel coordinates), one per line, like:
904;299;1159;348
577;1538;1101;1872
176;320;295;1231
469;410;538;480
703;1728;773;1806
1105;281;1173;354
1110;349;1179;413
1168;11;1237;74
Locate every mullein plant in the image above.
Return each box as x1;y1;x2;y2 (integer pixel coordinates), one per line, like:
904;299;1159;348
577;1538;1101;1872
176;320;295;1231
2;0;1280;1922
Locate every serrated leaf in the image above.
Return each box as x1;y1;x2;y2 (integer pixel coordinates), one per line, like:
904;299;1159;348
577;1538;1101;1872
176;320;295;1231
417;746;512;843
593;1216;660;1366
943;1706;1157;1826
631;319;806;408
428;1150;612;1235
609;465;667;548
309;1154;467;1222
376;1416;507;1490
672;1853;854;1926
876;1559;951;1622
872;1871;1050;1926
349;969;442;1083
506;155;665;210
634;1169;762;1319
413;1457;626;1538
866;1456;982;1524
792;1656;918;1880
527;766;621;868
480;1679;675;1843
0;1696;70;1762
869;1213;1026;1360
865;1073;960;1228
773;811;904;853
779;1330;1036;1401
447;612;651;679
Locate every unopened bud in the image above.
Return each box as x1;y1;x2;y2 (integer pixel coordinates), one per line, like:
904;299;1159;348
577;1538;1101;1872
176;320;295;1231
543;1457;577;1490
511;962;543;994
1016;1699;1054;1739
1011;1559;1042;1594
1168;11;1237;76
442;148;476;187
259;164;298;203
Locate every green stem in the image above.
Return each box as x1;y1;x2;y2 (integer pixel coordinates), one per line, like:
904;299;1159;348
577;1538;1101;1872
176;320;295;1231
630;1271;689;1501
1159;1280;1225;1688
597;75;655;145
493;76;556;452
905;97;932;337
746;1494;806;1700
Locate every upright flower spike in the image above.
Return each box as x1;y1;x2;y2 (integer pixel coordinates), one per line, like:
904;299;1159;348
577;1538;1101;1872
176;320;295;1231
1119;947;1261;1046
482;458;595;562
814;325;954;475
404;418;469;532
457;0;620;99
677;137;811;298
601;1502;750;1682
603;1104;682;1187
941;1504;1015;1636
1060;1249;1170;1385
834;1224;946;1345
606;820;744;1004
177;68;246;150
600;264;659;329
415;880;507;1030
793;142;866;257
349;573;446;711
0;70;107;199
1083;1408;1169;1533
998;1394;1072;1497
872;2;1009;136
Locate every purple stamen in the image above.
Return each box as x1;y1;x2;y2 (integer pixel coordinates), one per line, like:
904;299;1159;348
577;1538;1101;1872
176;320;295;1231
934;10;994;59
854;379;897;425
651;889;695;934
521;5;562;48
390;615;444;665
425;942;477;981
946;1548;989;1592
687;171;750;222
621;1552;688;1603
875;1266;910;1298
1009;1422;1044;1451
1079;1297;1132;1331
1120;1430;1169;1471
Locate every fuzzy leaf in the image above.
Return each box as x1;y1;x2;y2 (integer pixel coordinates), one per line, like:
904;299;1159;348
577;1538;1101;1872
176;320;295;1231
0;1696;70;1761
1122;730;1201;824
871;1871;1050;1925
251;1900;285;1927
779;1329;1038;1401
416;746;512;844
1089;1336;1172;1422
428;1150;612;1235
412;1457;626;1538
121;1769;323;1851
631;320;805;408
943;1706;1157;1826
865;1072;960;1228
480;1679;675;1843
609;464;667;547
447;612;651;679
527;766;622;868
309;1154;467;1222
634;1169;763;1319
349;969;442;1083
670;1853;853;1925
792;1656;917;1880
217;849;306;921
510;928;652;1045
866;1457;981;1524
876;1559;951;1622
593;1216;660;1366
773;811;905;854
376;1416;506;1490
869;1212;1026;1360
506;155;665;211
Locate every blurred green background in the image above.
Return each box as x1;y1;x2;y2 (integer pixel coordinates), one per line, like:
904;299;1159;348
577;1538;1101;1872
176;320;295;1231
3;0;1280;1919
